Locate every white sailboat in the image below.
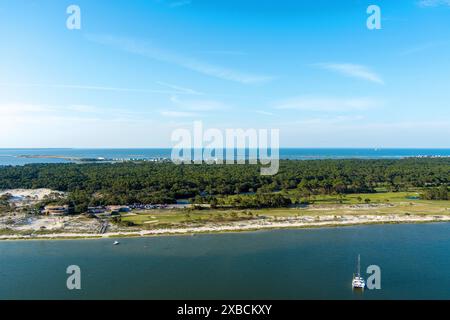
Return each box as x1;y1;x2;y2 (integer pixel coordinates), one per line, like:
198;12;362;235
352;254;365;289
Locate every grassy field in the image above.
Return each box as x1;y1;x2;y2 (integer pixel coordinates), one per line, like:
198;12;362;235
120;191;450;229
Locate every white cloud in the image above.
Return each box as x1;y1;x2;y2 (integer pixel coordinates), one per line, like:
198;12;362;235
399;41;448;56
200;50;248;56
255;110;275;116
156;81;203;95
160;110;198;117
0;102;158;122
86;34;273;84
67;104;102;113
0;82;200;95
275;97;381;112
169;96;230;111
314;63;384;84
0;103;180;148
0;103;51;116
292;115;365;125
418;0;450;7
2;103;450;148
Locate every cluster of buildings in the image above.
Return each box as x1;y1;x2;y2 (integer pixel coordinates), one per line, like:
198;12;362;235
42;205;130;216
87;205;130;215
108;157;170;163
132;203;191;209
42;203;191;216
129;203;171;210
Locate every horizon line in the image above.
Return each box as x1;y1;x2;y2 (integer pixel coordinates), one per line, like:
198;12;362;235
2;147;450;150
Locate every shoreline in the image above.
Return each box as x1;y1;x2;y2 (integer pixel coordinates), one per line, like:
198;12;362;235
2;214;450;241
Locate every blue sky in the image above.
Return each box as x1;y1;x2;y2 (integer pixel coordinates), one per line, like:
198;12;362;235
0;0;450;148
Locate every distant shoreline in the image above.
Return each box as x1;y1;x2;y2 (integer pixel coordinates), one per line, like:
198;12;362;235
14;154;170;162
17;155;82;160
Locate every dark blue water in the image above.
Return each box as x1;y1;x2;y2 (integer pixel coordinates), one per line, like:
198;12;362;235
1;223;450;300
1;148;449;166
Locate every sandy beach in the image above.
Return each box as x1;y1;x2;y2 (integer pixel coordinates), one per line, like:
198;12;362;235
2;213;450;240
0;188;63;200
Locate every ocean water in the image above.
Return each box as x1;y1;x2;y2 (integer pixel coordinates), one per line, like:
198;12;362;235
1;148;450;166
1;223;450;300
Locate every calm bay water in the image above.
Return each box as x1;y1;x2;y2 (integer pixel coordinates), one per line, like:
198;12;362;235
2;223;450;300
1;148;450;166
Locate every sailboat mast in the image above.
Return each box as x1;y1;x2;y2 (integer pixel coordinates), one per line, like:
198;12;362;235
357;254;361;275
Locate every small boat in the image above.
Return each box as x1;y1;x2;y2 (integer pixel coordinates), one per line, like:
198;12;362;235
113;241;120;245
352;254;365;289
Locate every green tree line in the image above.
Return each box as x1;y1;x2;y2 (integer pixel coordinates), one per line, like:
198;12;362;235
0;158;449;210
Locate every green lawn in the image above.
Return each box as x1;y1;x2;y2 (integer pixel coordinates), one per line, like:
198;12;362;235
121;209;256;228
285;191;421;204
119;191;450;228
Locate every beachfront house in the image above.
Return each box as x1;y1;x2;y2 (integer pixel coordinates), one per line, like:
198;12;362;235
43;205;69;216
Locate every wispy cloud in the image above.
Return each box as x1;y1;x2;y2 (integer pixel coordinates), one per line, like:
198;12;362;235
0;82;201;95
0;103;104;126
160;110;198;117
156;81;203;95
0;103;50;116
399;41;448;56
255;110;275;116
418;0;450;7
275;97;382;112
314;63;384;85
0;103;180;148
67;104;102;113
200;50;248;56
159;96;230;117
279;115;365;127
86;34;273;84
0;102;157;122
169;96;230;111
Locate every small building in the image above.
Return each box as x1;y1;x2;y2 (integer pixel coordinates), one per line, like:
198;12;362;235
43;205;69;216
106;205;130;214
88;206;106;214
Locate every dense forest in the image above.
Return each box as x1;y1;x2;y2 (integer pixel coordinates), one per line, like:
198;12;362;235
0;158;449;212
